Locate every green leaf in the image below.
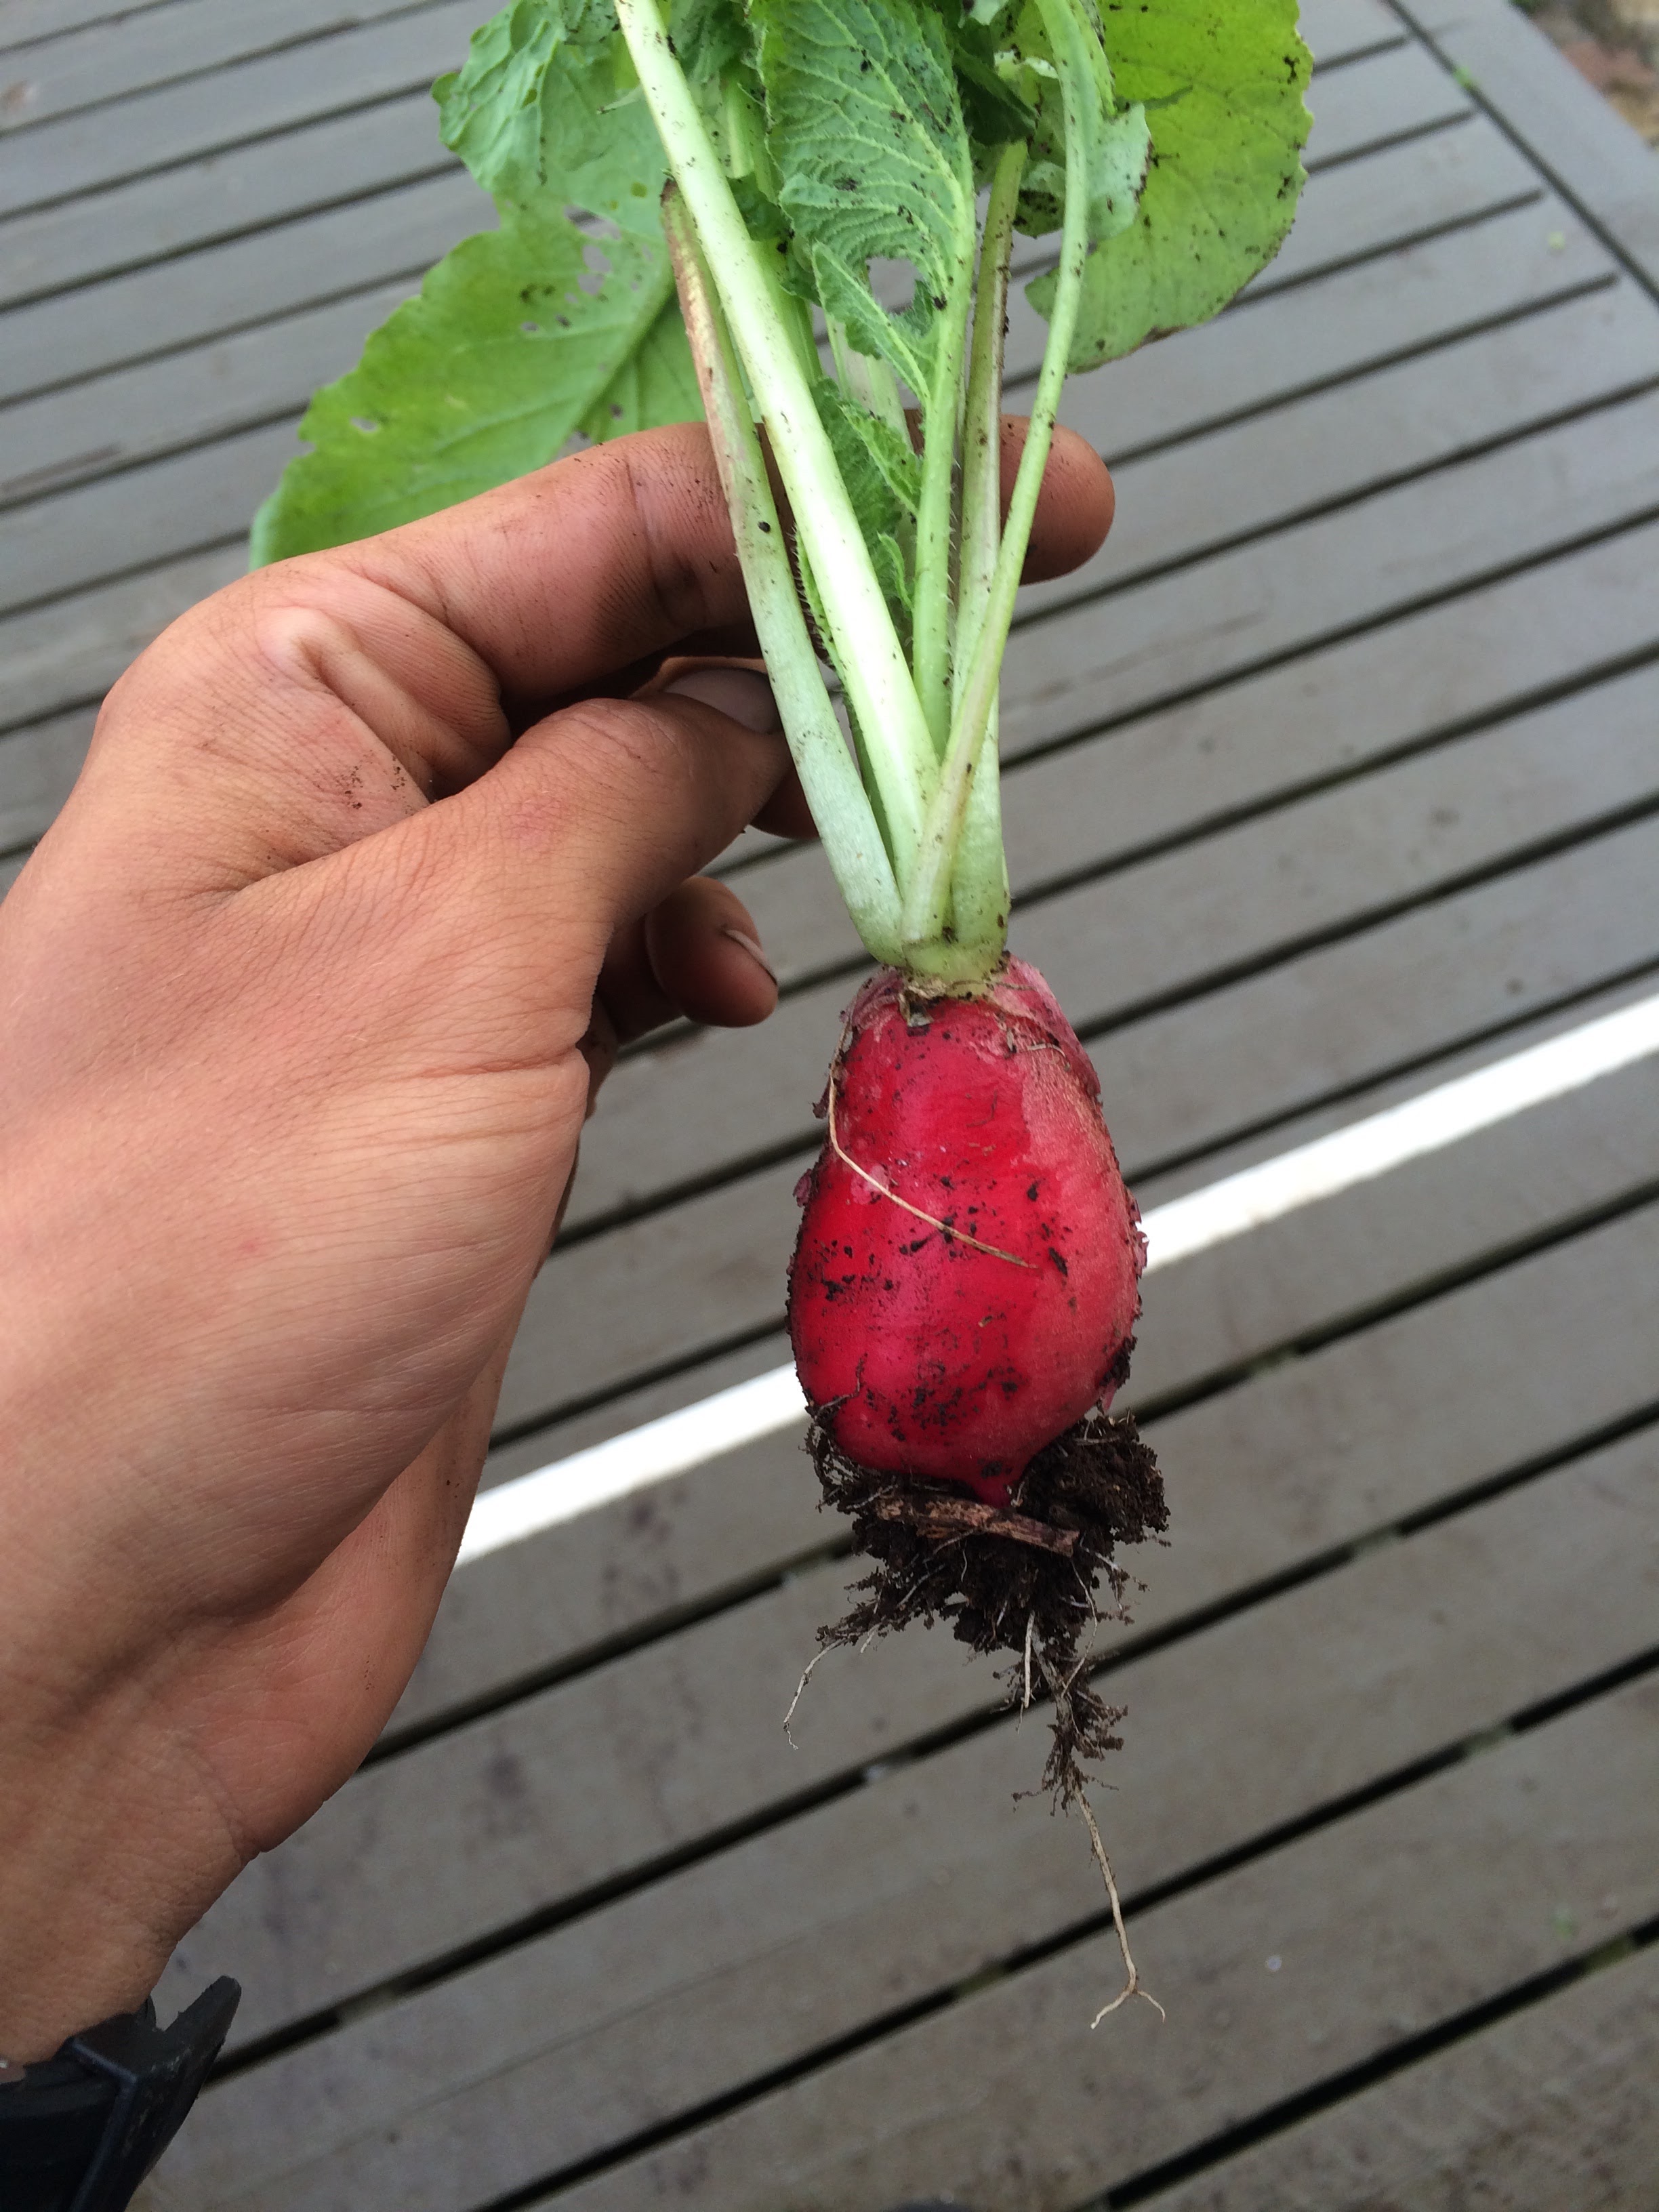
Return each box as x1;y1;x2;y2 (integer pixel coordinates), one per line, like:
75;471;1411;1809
813;377;922;644
436;1;655;222
990;0;1143;241
671;0;750;83
251;205;691;562
815;381;922;518
1021;98;1149;252
1030;0;1312;367
749;0;978;405
928;9;1037;169
253;0;701;563
579;285;702;440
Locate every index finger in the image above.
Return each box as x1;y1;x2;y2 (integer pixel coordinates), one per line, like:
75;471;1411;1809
342;423;737;703
335;415;1114;703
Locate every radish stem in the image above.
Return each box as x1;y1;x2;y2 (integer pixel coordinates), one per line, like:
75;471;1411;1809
912;254;976;760
901;0;1097;952
946;141;1025;962
663;188;903;964
615;0;936;878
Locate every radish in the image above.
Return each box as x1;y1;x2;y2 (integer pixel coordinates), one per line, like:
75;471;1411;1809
790;958;1145;1503
256;0;1313;2016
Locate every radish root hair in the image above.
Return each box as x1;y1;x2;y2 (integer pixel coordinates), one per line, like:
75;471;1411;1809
1079;1793;1165;2026
825;1065;1031;1269
783;1647;832;1748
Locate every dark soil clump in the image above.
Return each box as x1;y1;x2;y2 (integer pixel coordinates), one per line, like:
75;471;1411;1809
808;1387;1167;1807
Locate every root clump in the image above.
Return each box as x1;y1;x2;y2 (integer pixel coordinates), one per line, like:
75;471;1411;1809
805;1393;1169;2021
808;1393;1166;1806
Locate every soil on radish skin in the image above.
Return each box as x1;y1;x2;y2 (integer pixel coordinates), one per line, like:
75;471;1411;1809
808;1375;1167;1806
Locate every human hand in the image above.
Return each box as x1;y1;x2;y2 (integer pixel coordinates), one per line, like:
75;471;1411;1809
0;416;1112;2058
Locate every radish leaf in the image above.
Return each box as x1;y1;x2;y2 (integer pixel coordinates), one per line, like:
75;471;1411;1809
251;0;696;563
750;0;977;408
1029;0;1312;365
815;377;922;646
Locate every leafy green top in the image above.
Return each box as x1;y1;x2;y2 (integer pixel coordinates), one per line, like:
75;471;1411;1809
255;0;1309;565
253;0;1311;979
249;1;696;560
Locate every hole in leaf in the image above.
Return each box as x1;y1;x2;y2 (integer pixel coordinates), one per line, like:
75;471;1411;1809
868;256;920;314
350;417;380;434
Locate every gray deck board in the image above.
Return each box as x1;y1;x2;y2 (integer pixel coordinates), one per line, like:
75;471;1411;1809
9;0;1653;2203
0;0;173;51
5;244;1650;832
1;277;418;507
0;96;463;320
12;142;1608;514
0;418;301;616
0;47;1547;751
0;540;241;737
3;224;1639;868
1149;1940;1659;2212
1406;0;1659;291
1005;188;1607;432
6;194;1620;817
0;29;1466;385
0;0;1397;316
0;34;1467;576
0;0;451;130
156;1427;1659;2209
1001;383;1659;756
1071;282;1659;596
541;1677;1659;2212
0;152;474;409
0;700;90;854
0;0;476;220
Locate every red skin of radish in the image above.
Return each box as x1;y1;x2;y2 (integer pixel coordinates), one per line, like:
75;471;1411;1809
788;957;1145;1505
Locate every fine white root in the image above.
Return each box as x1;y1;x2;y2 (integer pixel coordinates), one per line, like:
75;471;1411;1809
783;1647;832;1748
825;1069;1030;1267
1079;1795;1166;2027
1023;1610;1036;1713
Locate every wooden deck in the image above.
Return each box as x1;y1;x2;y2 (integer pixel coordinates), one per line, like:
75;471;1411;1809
5;0;1658;2203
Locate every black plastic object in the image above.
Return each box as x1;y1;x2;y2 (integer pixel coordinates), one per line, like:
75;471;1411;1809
0;1978;240;2212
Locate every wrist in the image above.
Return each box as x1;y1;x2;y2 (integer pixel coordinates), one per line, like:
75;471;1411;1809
0;1639;243;2064
0;1978;241;2210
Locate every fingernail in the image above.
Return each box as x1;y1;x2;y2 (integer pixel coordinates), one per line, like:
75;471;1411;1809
663;666;781;733
720;924;778;985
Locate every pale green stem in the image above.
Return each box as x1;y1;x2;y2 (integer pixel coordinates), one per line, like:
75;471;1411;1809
721;82;821;386
911;262;976;758
757;239;823;392
722;75;758;177
616;0;935;880
825;319;909;439
956;144;1025;698
899;0;1094;952
935;144;1024;965
663;190;903;964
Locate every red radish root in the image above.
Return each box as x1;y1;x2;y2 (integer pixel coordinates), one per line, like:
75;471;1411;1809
788;958;1167;1807
790;958;1146;1500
